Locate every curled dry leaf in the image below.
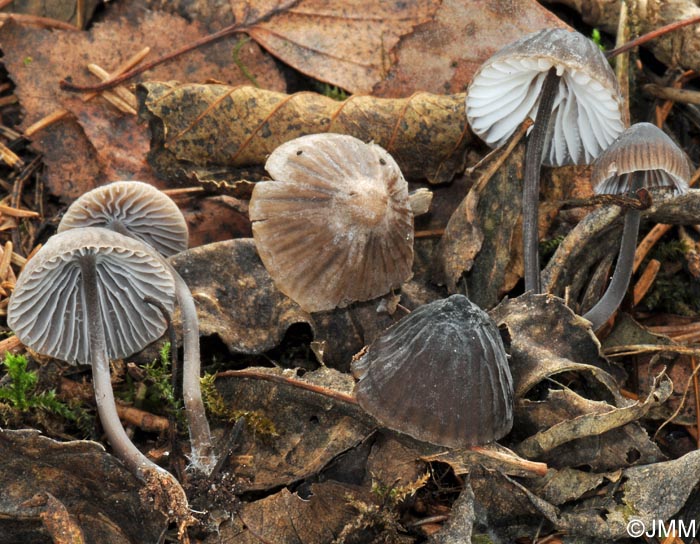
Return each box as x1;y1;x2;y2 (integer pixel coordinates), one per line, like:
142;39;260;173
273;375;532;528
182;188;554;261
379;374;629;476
138;82;471;184
516;375;672;458
0;430;168;543
543;189;700;306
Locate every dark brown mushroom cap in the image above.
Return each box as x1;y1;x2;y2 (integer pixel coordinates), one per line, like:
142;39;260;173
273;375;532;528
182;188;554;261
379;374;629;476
58;181;188;257
249;133;414;313
591;122;691;196
8;227;175;364
466;28;625;166
351;294;513;448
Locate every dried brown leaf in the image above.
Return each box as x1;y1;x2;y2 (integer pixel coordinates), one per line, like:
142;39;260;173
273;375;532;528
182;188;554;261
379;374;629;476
214;366;373;492
0;430;168;543
237;0;441;94
374;0;567;96
0;6;284;201
138;82;471;184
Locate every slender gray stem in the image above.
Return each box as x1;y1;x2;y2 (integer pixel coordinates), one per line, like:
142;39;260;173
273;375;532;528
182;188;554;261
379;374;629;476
167;263;217;474
79;255;174;482
583;175;645;330
112;220;216;474
523;67;559;293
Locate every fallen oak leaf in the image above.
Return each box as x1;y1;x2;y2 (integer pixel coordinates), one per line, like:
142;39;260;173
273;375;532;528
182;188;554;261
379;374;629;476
138;82;471;184
236;0;441;93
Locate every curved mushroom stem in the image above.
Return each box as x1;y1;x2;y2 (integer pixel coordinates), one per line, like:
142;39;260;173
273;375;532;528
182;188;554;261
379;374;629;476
583;174;644;330
523;67;560;294
110;221;216;474
79;255;182;484
166;263;217;474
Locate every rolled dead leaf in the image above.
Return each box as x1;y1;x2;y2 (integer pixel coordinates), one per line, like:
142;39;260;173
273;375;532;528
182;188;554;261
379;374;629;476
137;82;471;184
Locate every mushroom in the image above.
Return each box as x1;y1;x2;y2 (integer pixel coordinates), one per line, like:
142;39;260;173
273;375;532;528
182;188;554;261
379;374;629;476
583;123;690;330
351;294;513;447
466;28;626;293
7;227;184;490
249;133;415;312
58;180;216;474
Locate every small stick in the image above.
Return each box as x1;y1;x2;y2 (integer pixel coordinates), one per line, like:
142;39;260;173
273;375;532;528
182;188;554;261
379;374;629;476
0;241;13;281
24;47;150;137
632;258;660;306
0;203;40;218
0;141;23;169
632;165;700;273
645;84;700;106
0;13;78;30
86;64;138;114
606;14;700;59
60;0;301;93
24;110;70;138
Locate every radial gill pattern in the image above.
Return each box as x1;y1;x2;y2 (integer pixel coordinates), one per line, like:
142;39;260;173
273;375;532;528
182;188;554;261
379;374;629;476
351;295;514;448
58;181;189;257
591;122;690;196
466;28;625;166
8;228;175;364
249;133;414;313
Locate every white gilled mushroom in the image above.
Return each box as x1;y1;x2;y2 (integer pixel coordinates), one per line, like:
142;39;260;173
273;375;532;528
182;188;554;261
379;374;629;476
249;133;414;312
466;28;626;293
351;295;513;448
583;123;690;330
57;181;216;474
8;228;183;489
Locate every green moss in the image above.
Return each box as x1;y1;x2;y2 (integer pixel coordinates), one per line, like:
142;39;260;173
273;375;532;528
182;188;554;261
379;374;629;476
0;352;79;424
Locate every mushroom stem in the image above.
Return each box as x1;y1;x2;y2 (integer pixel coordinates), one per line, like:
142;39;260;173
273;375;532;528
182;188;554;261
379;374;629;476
110;220;216;474
79;255;175;482
168;263;217;474
523;67;560;294
583;174;644;330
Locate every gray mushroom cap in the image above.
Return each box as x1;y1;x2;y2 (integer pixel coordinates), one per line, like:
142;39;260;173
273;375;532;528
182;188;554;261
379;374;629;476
249;133;414;313
8;227;176;364
351;294;514;448
466;28;625;166
58;181;188;257
591;122;691;196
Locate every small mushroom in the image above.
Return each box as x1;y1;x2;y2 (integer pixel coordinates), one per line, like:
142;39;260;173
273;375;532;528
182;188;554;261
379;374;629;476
466;28;625;293
57;180;216;474
351;294;513;448
249;133;415;312
583;123;690;330
8;227;183;490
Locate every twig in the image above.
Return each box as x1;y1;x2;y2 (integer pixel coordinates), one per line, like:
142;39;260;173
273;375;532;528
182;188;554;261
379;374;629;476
607;14;700;59
0;13;79;31
692;357;700;449
632;258;660;306
632;165;700;273
645;84;700;106
60;0;302;93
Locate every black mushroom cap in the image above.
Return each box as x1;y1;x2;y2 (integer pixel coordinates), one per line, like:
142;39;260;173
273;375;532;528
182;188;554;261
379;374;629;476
8;227;176;364
58;181;189;257
591;122;691;196
466;27;625;166
351;294;513;448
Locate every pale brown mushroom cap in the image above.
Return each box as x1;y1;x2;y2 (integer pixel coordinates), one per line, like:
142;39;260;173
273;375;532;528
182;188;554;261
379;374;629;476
8;227;176;364
466;28;625;166
249;133;414;312
58;181;188;257
591;122;690;196
351;295;514;448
